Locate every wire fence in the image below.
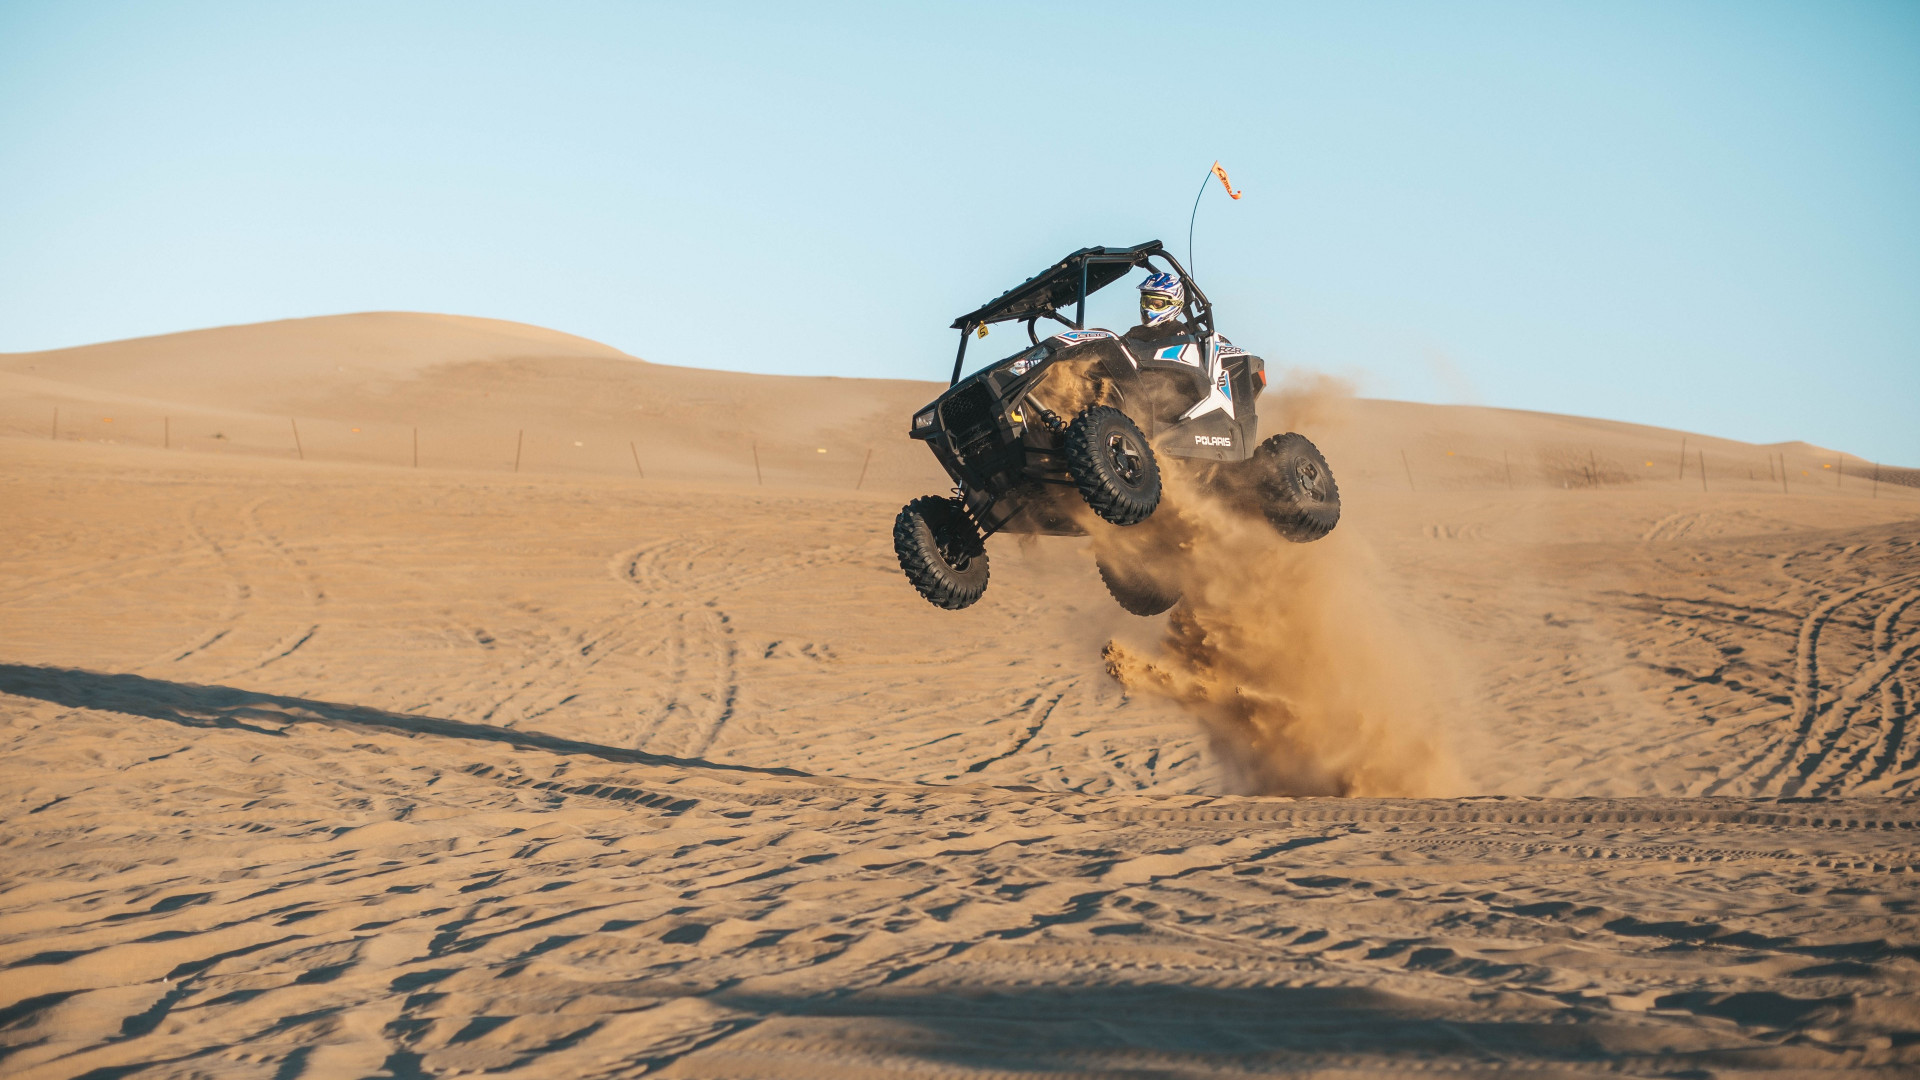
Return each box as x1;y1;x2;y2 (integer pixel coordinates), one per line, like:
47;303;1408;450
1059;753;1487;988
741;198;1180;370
7;403;1915;500
1;404;913;491
1357;441;1916;499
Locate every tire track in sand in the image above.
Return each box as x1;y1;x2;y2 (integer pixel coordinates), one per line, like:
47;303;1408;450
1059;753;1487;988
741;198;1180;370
1704;573;1918;795
612;540;741;759
1801;585;1920;795
151;498;252;669
965;683;1074;774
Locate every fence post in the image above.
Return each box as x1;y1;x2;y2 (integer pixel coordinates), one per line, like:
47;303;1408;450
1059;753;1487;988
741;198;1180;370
1589;449;1599;487
855;447;873;490
290;418;304;461
630;441;644;478
1678;437;1687;480
752;441;763;486
413;427;419;468
1401;449;1415;492
1836;455;1842;489
1698;449;1707;492
1503;450;1513;490
1780;453;1789;495
514;430;523;473
51;407;58;441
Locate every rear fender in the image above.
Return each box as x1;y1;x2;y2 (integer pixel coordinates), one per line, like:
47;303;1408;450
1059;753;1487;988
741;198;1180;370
1156;410;1254;463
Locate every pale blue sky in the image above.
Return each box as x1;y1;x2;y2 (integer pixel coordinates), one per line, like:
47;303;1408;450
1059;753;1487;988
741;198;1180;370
2;1;1915;463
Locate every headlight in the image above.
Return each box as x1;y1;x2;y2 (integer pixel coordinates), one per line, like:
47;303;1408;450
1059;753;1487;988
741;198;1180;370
913;408;936;430
1008;349;1049;376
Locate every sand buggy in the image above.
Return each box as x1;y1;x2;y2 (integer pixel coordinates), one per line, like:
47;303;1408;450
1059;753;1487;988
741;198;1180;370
894;240;1340;612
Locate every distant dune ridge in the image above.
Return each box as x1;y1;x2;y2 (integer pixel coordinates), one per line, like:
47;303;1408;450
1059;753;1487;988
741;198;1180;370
1;312;1909;492
4;313;1919;1075
0;313;952;490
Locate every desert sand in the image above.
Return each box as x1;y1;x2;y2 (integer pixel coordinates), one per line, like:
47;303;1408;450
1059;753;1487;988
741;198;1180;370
2;314;1917;1077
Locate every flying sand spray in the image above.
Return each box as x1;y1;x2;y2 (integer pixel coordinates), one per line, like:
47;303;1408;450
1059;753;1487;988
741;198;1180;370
1101;164;1467;797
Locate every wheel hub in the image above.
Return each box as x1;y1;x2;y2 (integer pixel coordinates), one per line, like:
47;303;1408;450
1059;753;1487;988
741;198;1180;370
1107;433;1145;485
938;528;974;571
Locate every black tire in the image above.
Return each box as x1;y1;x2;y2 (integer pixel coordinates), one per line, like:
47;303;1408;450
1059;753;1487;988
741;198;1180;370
1252;432;1341;542
1096;558;1181;617
1063;406;1160;526
894;496;990;610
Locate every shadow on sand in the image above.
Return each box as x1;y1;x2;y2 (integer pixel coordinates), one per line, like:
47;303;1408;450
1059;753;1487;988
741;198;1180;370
0;663;807;779
594;982;1843;1076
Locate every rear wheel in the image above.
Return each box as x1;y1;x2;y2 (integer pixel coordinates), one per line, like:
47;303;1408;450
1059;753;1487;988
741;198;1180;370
1064;406;1160;526
1096;557;1181;616
1251;433;1340;541
894;496;989;609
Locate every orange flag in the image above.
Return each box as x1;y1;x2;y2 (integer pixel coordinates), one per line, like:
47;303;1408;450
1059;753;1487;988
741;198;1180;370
1211;160;1242;200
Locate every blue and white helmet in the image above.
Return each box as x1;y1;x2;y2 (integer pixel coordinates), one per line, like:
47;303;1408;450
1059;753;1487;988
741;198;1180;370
1138;272;1185;327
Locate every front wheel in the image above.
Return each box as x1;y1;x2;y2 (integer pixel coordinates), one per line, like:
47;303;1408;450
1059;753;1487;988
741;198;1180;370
894;496;990;609
1251;432;1341;541
1064;406;1161;526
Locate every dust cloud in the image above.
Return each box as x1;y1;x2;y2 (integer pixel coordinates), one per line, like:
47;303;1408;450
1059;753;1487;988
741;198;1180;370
1097;375;1468;797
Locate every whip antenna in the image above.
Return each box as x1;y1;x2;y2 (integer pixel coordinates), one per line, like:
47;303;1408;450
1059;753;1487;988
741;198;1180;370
1187;160;1243;277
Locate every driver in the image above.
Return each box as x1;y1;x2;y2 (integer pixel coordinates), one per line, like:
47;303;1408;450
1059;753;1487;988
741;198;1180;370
1122;272;1190;349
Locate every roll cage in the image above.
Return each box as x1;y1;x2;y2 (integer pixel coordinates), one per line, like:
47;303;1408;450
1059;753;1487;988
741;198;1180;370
946;240;1212;385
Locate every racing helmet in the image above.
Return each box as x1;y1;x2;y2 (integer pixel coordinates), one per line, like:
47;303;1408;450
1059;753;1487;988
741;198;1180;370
1138;272;1185;327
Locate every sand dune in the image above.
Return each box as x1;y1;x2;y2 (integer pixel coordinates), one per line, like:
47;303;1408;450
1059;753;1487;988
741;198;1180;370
4;314;1906;495
3;315;1918;1076
0;314;952;491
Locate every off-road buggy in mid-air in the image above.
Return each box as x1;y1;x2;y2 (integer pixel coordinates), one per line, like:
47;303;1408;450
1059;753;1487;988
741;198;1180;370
894;240;1340;613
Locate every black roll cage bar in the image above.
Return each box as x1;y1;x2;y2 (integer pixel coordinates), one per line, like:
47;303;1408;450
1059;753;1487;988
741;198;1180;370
947;240;1214;386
